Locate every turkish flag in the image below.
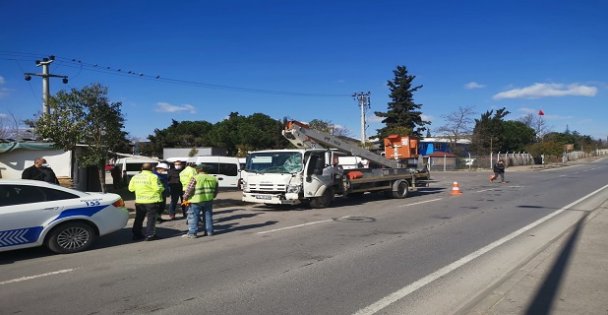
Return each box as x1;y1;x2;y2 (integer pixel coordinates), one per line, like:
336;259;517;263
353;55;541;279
538;109;545;116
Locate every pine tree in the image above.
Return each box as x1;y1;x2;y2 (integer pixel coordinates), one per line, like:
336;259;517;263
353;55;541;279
375;65;430;139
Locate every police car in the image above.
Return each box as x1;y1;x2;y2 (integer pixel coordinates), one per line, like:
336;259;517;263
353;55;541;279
0;180;129;254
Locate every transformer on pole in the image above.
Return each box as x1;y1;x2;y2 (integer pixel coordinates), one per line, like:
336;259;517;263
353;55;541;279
24;55;68;115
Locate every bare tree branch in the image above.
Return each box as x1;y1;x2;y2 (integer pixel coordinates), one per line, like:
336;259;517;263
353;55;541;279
436;105;476;143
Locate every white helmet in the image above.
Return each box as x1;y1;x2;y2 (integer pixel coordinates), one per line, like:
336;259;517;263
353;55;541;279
156;162;169;169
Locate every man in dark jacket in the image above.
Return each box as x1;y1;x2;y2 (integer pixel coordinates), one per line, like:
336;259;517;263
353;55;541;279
492;159;506;183
167;160;184;220
22;158;45;181
22;157;59;184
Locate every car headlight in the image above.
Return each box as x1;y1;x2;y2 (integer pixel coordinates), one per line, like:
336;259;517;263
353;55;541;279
287;185;301;193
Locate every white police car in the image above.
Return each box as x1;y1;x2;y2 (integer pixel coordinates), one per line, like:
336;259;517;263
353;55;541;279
0;179;129;254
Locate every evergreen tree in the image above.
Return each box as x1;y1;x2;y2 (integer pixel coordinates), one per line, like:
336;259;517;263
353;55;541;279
471;107;510;155
375;65;430;138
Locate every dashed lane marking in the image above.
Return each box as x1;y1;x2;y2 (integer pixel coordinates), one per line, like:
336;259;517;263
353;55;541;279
0;269;75;286
398;198;443;208
256;219;333;235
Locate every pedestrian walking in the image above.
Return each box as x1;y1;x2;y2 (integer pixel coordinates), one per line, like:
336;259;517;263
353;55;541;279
167;160;184;220
128;163;165;241
492;159;506;183
179;162;198;218
154;162;170;223
182;164;218;238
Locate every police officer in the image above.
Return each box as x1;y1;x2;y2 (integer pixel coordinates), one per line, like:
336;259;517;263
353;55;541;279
182;164;218;238
178;162;198;218
129;163;165;241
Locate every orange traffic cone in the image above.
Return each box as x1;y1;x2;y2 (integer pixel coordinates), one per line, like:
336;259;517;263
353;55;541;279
450;181;463;196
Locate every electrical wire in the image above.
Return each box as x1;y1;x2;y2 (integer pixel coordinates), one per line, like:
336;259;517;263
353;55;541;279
0;51;350;97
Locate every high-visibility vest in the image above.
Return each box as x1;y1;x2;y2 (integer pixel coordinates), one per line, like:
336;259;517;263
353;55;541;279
128;170;164;204
179;166;198;188
189;173;218;203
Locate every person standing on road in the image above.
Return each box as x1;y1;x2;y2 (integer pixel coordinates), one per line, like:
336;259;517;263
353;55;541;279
179;162;198;218
182;164;218;238
154;162;170;223
111;165;122;189
167;160;184;220
129;163;165;241
492;159;506;183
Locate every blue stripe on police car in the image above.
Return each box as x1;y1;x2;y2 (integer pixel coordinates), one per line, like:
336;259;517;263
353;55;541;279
0;226;43;247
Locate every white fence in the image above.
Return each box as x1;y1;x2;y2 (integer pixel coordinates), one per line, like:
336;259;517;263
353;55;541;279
430;149;608;171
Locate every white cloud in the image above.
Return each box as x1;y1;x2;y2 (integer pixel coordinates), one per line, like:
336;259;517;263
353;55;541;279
464;81;485;89
494;83;597;100
0;113;7;118
155;102;196;114
0;76;5;85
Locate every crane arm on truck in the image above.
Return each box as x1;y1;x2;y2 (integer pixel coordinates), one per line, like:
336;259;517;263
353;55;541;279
282;120;405;169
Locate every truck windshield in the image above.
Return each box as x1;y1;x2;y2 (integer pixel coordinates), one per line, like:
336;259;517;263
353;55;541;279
245;152;303;174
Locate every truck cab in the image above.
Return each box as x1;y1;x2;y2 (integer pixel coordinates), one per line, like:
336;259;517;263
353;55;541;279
241;149;339;207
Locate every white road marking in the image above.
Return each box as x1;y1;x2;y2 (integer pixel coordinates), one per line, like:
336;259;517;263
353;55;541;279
352;183;608;315
398;198;442;208
256;219;333;235
0;268;75;286
476;188;494;193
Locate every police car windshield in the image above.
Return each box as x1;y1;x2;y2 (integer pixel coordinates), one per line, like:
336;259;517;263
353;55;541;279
245;152;303;174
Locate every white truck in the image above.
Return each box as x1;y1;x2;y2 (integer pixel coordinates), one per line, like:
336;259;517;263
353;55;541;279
241;121;430;208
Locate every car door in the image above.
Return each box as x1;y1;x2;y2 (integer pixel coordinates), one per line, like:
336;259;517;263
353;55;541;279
0;185;70;249
217;159;239;188
303;152;332;197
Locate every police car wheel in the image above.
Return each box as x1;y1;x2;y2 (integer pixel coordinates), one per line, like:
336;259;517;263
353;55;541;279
47;222;97;254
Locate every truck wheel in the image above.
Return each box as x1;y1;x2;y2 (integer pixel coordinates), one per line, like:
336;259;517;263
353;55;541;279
46;222;97;254
392;180;409;199
310;187;334;208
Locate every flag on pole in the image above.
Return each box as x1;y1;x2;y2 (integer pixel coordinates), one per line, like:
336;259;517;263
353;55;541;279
538;109;545;116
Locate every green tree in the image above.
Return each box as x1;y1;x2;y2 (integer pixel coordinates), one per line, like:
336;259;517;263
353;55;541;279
308;119;350;136
34;84;128;192
375;65;430;138
471;107;510;155
146;113;288;157
145;120;214;157
501;120;536;152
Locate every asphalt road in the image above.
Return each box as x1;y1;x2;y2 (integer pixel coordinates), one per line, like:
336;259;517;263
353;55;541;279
1;159;607;314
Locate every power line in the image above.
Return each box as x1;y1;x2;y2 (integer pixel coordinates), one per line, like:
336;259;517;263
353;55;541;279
1;51;351;98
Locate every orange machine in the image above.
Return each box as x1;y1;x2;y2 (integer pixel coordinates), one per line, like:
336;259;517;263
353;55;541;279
383;134;419;160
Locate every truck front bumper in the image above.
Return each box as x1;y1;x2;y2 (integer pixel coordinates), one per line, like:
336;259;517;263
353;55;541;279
242;192;300;205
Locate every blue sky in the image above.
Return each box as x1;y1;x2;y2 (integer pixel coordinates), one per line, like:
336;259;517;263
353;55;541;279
1;0;606;142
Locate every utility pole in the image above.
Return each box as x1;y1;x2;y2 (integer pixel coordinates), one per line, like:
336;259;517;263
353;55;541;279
24;55;68;115
353;91;371;145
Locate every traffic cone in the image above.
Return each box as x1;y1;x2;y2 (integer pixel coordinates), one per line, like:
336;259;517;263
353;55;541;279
450;181;463;196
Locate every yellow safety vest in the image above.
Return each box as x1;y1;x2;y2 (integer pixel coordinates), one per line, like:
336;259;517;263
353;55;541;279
179;166;198;188
128;170;164;204
189;173;218;203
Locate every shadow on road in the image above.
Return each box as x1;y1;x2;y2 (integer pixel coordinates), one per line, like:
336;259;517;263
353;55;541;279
0;226;183;264
524;212;589;315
